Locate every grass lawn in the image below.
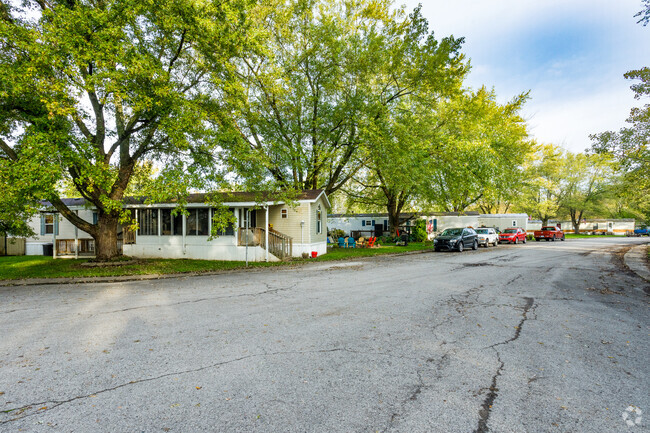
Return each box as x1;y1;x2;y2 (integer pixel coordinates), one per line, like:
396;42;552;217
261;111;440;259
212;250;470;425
564;233;622;239
0;242;433;281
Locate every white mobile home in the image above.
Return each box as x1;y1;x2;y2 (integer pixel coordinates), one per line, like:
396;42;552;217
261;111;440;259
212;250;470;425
26;190;330;261
527;219;636;235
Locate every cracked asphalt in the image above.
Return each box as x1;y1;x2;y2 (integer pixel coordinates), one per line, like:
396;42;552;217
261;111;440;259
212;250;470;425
1;238;648;432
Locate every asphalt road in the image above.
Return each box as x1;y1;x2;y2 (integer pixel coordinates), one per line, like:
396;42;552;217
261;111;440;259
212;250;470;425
1;238;648;432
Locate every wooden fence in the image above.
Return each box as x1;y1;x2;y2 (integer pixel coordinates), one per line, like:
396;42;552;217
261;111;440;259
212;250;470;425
0;237;25;256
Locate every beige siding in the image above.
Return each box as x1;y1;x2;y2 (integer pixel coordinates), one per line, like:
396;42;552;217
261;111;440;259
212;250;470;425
267;203;311;241
27;209;95;242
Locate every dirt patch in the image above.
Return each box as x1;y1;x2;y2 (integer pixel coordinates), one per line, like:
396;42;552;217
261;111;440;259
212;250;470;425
611;246;636;275
79;260;140;268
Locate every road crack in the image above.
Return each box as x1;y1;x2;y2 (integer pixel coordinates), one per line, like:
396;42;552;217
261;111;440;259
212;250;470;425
473;297;535;433
0;347;426;425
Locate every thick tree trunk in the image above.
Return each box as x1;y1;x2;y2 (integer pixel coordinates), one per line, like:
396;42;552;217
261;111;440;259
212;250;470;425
94;214;120;261
541;217;549;226
387;198;402;237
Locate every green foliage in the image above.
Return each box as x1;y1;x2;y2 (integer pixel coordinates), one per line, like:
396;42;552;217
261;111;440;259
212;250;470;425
412;219;427;242
220;0;467;198
0;0;253;259
591;64;650;222
423;88;532;213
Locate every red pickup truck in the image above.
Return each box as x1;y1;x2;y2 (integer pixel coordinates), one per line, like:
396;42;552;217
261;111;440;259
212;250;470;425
534;226;565;242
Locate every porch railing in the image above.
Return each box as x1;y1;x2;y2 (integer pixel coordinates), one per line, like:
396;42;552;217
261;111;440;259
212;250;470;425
238;227;293;260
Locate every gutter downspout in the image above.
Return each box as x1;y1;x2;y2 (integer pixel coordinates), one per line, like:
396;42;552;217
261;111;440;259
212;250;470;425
265;206;269;262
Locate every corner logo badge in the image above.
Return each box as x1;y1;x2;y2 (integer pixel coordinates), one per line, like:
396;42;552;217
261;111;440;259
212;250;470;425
622;406;642;427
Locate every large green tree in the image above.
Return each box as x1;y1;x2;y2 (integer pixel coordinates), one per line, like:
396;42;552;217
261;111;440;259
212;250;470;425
515;143;567;226
218;0;467;196
0;0;250;259
422;88;531;214
558;153;614;233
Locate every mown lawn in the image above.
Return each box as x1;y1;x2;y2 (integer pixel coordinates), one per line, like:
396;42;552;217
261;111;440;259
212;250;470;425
316;241;432;261
563;233;623;239
0;242;433;280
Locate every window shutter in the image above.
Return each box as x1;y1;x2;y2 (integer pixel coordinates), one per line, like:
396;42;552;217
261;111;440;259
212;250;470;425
40;215;45;235
362;220;365;227
93;212;98;225
54;216;59;235
372;220;376;226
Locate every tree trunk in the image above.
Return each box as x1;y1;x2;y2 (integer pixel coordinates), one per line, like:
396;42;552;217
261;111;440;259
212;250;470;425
386;197;404;237
541;217;549;226
94;214;120;261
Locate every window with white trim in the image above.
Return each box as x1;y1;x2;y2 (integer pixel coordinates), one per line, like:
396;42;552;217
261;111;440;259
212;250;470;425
317;205;322;234
44;214;54;234
281;208;288;219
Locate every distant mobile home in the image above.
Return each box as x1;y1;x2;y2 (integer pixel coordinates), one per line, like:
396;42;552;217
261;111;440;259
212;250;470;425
527;219;635;235
328;212;530;238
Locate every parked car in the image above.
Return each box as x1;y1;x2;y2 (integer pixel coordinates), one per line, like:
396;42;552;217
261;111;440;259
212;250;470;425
498;227;527;244
475;227;498;247
534;226;565;241
434;228;478;252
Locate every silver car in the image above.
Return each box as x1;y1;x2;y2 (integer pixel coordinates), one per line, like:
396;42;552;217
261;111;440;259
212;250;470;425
475;227;498;247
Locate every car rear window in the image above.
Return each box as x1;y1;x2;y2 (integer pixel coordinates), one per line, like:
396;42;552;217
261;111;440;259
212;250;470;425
541;227;556;230
476;229;488;234
504;229;517;233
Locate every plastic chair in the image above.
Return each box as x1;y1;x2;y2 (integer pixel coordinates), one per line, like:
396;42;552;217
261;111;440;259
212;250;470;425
367;236;376;248
347;237;356;248
338;237;346;248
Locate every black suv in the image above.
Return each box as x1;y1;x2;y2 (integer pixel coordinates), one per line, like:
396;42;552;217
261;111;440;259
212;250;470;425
434;227;478;252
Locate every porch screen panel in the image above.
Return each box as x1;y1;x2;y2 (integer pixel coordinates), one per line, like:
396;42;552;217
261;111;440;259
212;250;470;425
173;212;183;235
138;209;158;235
215;208;235;236
186;209;198;235
197;209;209;235
161;209;172;235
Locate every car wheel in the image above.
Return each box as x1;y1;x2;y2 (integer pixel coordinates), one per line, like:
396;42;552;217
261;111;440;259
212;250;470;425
494;240;498;247
535;238;539;241
514;238;518;244
551;236;555;242
457;242;464;252
435;247;441;252
472;240;478;250
561;235;565;241
523;237;527;244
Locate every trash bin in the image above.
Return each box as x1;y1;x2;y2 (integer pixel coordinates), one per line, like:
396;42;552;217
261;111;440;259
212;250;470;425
311;251;318;258
43;243;53;256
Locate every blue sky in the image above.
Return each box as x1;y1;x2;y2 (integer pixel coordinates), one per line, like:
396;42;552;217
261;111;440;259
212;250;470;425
402;0;649;153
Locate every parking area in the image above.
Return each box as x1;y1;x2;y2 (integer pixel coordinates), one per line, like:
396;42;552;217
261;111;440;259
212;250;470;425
0;238;648;432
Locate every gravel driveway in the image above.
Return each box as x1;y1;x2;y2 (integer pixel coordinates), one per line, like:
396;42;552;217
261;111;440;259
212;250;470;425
1;238;648;432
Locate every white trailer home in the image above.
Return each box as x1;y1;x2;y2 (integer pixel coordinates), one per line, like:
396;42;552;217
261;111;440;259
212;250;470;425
26;190;330;261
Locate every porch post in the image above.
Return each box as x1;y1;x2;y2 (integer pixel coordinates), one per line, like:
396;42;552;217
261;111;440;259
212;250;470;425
52;214;57;259
74;210;79;259
182;213;186;255
265;206;269;262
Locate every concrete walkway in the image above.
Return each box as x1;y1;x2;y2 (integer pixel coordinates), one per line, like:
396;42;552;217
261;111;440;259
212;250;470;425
623;242;650;282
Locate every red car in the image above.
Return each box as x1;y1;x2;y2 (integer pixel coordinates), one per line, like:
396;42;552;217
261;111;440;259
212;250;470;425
499;227;527;244
534;226;565;242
